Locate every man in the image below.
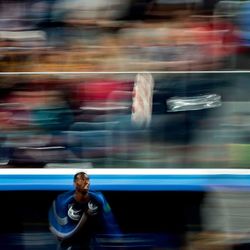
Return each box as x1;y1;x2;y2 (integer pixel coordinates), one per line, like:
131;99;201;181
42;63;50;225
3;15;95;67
49;171;120;250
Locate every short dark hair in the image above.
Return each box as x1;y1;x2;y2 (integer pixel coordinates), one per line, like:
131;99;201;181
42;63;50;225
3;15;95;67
73;172;89;182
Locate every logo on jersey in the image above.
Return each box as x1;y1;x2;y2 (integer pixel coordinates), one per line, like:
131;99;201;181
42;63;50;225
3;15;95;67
68;204;83;221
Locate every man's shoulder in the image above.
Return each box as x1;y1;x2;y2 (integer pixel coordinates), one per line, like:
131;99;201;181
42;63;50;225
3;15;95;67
89;191;105;206
56;190;75;204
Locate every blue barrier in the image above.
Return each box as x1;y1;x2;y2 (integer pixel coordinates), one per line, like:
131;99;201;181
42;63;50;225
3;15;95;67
1;168;250;191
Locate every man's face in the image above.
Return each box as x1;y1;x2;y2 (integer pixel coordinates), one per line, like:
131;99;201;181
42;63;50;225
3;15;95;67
74;174;90;194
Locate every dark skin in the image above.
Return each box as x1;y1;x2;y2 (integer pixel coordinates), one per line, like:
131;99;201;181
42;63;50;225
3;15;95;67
74;173;90;203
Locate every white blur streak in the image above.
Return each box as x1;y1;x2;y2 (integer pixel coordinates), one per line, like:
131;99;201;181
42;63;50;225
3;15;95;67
167;94;222;112
2;168;250;176
131;73;154;128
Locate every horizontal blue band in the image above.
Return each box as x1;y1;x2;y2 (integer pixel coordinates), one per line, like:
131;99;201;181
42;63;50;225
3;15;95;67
1;173;250;191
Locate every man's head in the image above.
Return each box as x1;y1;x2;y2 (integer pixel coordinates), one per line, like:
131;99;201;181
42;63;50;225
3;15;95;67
73;172;90;194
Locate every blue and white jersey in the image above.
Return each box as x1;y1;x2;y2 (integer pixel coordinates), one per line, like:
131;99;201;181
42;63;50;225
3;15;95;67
49;190;121;240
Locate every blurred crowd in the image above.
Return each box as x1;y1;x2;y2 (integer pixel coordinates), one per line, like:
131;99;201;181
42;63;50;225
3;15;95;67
0;71;249;169
0;75;136;167
1;0;249;71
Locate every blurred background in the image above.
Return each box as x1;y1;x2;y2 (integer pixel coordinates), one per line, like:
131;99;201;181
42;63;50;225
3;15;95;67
1;0;250;249
0;0;247;72
0;0;250;169
0;71;249;169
